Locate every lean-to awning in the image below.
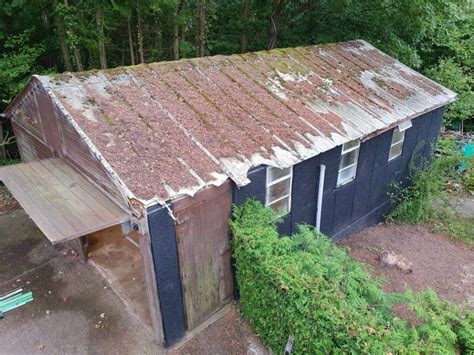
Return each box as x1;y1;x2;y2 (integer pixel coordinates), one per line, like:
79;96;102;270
0;159;129;244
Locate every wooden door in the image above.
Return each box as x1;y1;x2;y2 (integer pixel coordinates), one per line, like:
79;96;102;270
173;181;234;330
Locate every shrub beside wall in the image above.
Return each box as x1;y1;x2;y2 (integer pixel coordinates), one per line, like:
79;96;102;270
230;199;474;354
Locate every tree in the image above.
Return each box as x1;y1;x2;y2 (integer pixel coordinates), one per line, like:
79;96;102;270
241;0;249;53
53;0;73;71
196;0;206;57
96;3;107;69
268;0;286;50
172;0;185;59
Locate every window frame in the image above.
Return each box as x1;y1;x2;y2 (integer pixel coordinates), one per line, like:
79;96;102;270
388;120;412;161
265;166;293;217
337;139;360;187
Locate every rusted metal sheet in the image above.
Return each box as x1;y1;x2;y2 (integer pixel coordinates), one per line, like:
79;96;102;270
11;121;54;162
173;181;233;330
7;40;456;204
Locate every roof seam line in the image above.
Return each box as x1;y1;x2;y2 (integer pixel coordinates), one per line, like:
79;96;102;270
123;68;243;185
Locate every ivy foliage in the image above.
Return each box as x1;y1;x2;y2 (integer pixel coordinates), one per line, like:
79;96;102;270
231;199;474;354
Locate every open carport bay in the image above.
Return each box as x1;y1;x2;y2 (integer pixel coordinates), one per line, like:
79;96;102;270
0;209;158;354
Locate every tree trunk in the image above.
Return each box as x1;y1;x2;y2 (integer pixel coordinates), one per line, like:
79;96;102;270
0;121;6;160
53;0;73;72
127;20;136;65
268;0;286;50
137;8;145;63
172;0;185;60
196;0;205;57
73;47;83;71
96;6;107;69
241;0;249;53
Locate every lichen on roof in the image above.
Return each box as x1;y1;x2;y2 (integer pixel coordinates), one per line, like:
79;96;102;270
33;39;456;204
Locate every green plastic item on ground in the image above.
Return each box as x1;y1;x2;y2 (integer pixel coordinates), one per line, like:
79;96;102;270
0;290;33;317
460;143;474;169
465;143;474;157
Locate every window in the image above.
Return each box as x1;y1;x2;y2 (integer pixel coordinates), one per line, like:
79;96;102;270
388;120;412;161
337;139;360;187
266;166;293;217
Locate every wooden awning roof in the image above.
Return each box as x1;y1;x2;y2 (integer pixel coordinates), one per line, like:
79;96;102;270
0;159;129;244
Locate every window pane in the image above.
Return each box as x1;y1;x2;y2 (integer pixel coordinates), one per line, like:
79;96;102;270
338;165;356;186
342;139;360;152
268;196;290;217
267;166;292;183
339;149;358;169
391;128;405;145
266;179;291;204
389;141;403;160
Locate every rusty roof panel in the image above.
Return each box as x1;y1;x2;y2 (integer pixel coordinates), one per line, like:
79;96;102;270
32;40;455;203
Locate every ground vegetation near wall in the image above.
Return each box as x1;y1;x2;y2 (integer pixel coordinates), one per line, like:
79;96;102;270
231;199;474;354
388;133;474;245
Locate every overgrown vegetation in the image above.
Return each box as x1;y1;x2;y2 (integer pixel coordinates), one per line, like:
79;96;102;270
388;137;474;244
231;199;474;354
1;1;473;129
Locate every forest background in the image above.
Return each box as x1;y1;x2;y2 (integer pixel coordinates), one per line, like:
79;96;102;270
1;0;473;129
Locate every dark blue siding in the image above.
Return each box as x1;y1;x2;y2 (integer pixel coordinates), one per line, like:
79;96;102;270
147;204;186;346
232;107;445;240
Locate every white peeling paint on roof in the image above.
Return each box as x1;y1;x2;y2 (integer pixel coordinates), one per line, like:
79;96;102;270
20;40;457;205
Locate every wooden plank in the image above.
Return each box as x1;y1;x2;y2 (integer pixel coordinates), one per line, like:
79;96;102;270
18;162;94;232
0;168;68;240
0;159;129;244
45;159;123;222
174;181;233;330
138;231;165;346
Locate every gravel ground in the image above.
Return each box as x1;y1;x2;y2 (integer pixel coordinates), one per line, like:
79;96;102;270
339;223;474;311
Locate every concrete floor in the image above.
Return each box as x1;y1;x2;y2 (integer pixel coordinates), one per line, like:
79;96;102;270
0;210;160;355
87;226;152;330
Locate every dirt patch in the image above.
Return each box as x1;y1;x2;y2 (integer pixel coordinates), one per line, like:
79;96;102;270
0;184;20;216
172;308;269;355
339;223;474;311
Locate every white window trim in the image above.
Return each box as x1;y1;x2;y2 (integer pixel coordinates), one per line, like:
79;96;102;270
265;166;293;217
341;143;360;154
388;126;408;161
398;120;412;132
337;140;360;187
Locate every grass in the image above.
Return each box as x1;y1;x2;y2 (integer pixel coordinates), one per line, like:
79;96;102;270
431;208;474;245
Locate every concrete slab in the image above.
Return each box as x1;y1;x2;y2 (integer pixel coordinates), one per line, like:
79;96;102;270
0;210;160;354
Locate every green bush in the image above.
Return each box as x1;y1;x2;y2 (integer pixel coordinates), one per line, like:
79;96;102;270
388;138;474;243
231;199;474;354
388;143;462;224
426;59;474;127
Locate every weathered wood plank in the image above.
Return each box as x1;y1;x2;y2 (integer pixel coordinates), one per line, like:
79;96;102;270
0;158;129;244
49;159;124;221
174;181;233;330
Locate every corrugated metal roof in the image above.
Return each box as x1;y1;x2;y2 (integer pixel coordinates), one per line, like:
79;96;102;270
34;40;456;204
